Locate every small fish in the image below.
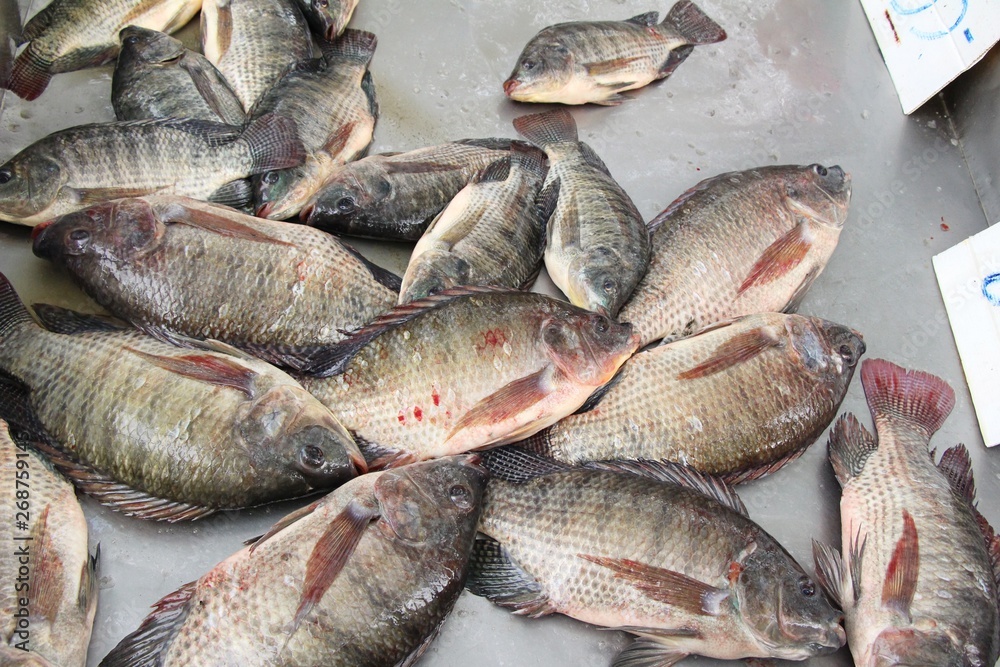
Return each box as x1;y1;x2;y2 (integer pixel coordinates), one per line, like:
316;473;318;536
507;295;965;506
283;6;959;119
101;456;486;666
813;359;1000;667
201;0;313;111
619;164;852;347
5;0;201;101
112;26;246;125
32;196;400;371
300;138;513;241
0;272;365;521
523;312;865;482
504;1;725;105
0;114;305;226
399;142;548;303
253;30;379;221
299;287;639;469
0;421;97;667
514;109;650;317
294;0;359;40
472;447;846;664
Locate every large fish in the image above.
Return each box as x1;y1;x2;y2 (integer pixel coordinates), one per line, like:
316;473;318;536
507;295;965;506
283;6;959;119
300;139;512;241
813;359;1000;666
514;109;650;317
254;30;379;221
472;448;846;664
0;114;305;226
112;26;245;125
32;196;400;371
504;0;726;106
101;456;486;666
0;273;365;521
299;287;639;469
293;0;359;40
5;0;201;101
619;164;852;347
201;0;312;111
399;142;548;303
523;312;864;482
0;421;97;667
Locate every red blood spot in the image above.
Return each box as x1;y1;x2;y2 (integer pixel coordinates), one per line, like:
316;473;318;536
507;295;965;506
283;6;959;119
397;411;406;424
696;167;701;171
414;406;423;421
940;222;950;231
476;329;508;354
296;260;309;281
432;391;440;406
728;561;744;585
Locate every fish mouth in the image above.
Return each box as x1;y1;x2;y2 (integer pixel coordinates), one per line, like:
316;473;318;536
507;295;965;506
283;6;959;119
30;218;53;241
503;78;521;97
299;203;317;224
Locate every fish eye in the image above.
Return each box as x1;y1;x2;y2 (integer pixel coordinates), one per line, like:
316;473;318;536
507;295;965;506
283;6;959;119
67;228;91;253
336;196;356;213
813;164;828;177
799;578;816;597
0;168;12;185
593;316;610;334
602;278;616;294
785;184;799;198
298;444;326;469
838;343;855;361
262;171;280;185
123;35;140;47
521;59;536;71
543;323;564;345
316;0;328;7
449;484;472;509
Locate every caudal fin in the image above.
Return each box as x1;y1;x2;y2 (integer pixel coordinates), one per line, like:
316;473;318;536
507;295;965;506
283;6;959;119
663;0;727;44
241;113;307;175
513;109;578;147
6;45;53;101
860;359;954;437
321;29;377;64
0;273;35;341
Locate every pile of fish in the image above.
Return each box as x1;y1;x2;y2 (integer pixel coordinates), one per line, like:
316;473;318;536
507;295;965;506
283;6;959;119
1;0;997;665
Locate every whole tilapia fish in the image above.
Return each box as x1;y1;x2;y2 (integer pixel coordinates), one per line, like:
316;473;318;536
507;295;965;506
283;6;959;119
299;287;639;468
294;0;359;39
201;0;312;111
112;26;245;125
619;164;851;347
514;109;650;317
813;359;1000;667
524;312;864;482
254;30;379;221
0;421;97;667
101;456;486;666
504;0;726;106
472;448;846;664
5;0;201;101
0;114;305;226
300;138;513;241
32;196;400;371
399;142;548;304
0;273;364;521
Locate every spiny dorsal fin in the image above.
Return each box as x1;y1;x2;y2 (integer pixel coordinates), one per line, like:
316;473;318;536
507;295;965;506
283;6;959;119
647;170;748;233
827;413;878;487
31;304;129;334
0;272;37;341
480;445;570;484
811;540;845;608
936;444;976;505
338;241;403;293
625;11;659;26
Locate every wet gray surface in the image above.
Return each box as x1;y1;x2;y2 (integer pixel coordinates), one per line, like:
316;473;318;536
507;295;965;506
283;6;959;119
0;0;998;665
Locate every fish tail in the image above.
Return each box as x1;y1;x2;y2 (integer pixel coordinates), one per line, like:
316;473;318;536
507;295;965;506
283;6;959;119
241;113;307;175
0;273;36;341
5;45;53;101
321;29;377;63
860;359;955;438
513;109;578;147
510;141;547;179
662;0;727;44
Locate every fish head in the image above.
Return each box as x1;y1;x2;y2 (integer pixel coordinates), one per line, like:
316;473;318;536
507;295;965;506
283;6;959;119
255;165;316;220
787;316;865;378
399;251;469;302
783;164;852;230
32;198;163;266
735;544;846;659
118;26;185;65
0;152;64;223
540;309;638;386
567;248;636;317
300;169;386;232
373;455;487;545
308;0;358;40
504;34;575;102
870;627;966;667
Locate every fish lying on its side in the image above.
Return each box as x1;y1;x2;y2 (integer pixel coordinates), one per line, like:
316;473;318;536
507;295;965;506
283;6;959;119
522;312;864;482
814;359;1000;666
0;273;365;521
101;456;486;666
472;447;846;664
619;164;851;347
299;287;639;469
300;139;513;241
0;421;97;667
5;0;201;101
505;0;726;105
293;0;359;40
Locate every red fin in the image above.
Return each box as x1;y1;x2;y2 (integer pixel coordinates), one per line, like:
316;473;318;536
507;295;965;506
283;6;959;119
513;109;578;147
936;444;976;504
722;445;808;485
6;45;52;101
446;368;549;440
125;348;258;398
827;413;879;487
27;506;64;622
248;499;322;553
738;223;812;294
676;327;781;380
75;186;164;205
323;121;358;157
861;359;955;437
882;510;919;621
583;56;644;76
153;198;294;246
580;554;729;616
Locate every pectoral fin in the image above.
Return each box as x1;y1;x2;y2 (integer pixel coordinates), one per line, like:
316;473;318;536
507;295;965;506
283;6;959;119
676;326;782;380
446;368;551;441
125;349;258;398
882;510;919;622
612;637;688;667
584;56;644;76
153;198;293;246
738;222;812;294
27;506;64;622
75;186;163;205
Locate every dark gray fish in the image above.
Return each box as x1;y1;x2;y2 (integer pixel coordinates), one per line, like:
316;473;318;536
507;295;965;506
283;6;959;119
294;0;359;39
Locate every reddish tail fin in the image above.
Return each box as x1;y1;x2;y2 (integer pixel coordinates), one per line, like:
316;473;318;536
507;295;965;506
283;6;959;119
663;0;727;44
6;46;53;101
861;359;954;437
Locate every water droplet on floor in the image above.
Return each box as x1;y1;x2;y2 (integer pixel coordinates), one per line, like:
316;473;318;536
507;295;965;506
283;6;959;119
861;109;870;119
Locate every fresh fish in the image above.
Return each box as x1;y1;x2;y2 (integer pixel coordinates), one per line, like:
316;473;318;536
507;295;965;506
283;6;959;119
32;196;400;371
294;0;359;39
619;164;852;347
472;448;846;664
514;109;650;317
254;30;379;221
300;138;513;241
399;142;548;304
523;312;864;482
101;456;486;666
0;114;305;226
0;421;97;667
201;0;312;111
112;26;245;125
813;359;1000;667
5;0;201;101
299;287;639;469
0;273;365;521
504;0;726;105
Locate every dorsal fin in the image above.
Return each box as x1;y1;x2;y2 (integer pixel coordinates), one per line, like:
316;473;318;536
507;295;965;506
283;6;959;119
625;11;659;26
647;170;746;233
31;304;129;334
337;241;403;292
936;444;976;505
100;581;198;666
480;445;571;484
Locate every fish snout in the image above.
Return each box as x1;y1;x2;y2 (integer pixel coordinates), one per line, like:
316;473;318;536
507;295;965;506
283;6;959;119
503;78;521;97
299;203;317;224
814;164;850;195
255;201;275;219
